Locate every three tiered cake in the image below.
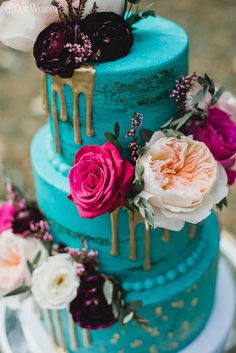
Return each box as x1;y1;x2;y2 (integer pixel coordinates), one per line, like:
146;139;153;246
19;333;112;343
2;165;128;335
1;1;236;353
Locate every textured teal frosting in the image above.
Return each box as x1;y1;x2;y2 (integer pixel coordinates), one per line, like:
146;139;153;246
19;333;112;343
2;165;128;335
31;15;220;353
46;16;189;164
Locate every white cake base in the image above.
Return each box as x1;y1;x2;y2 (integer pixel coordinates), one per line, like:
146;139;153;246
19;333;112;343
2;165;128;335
0;259;235;353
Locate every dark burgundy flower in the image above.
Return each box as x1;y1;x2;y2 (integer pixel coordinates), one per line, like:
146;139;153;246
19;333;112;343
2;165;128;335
33;22;99;78
12;205;44;235
70;274;117;330
81;12;134;62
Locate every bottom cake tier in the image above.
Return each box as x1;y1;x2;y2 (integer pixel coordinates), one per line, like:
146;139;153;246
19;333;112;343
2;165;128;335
39;250;218;353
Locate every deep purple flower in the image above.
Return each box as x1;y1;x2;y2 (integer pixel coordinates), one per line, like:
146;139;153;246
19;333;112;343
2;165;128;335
187;107;236;185
80;12;134;62
33;22;99;78
12;205;44;236
70;274;117;330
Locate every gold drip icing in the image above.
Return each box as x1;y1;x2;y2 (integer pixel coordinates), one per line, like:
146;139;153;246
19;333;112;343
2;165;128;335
189;224;196;239
43;65;96;153
69;313;79;350
42;74;49;114
144;227;151;271
54;310;66;350
128;210;139;261
110;208;151;270
162;229;170;243
46;310;58;346
111;208;120;256
82;329;92;347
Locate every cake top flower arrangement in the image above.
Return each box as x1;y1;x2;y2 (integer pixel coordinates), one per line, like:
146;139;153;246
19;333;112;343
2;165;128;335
0;0;153;78
68;73;236;231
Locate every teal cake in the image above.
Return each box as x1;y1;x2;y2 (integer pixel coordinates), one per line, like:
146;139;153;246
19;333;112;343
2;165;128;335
31;15;220;353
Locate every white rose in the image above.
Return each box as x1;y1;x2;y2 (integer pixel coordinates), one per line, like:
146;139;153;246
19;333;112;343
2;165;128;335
0;230;48;300
0;0;126;52
0;0;59;51
32;253;80;309
216;90;236;122
138;132;228;231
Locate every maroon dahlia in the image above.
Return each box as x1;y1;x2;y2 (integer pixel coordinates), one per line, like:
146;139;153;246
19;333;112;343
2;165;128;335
33;22;98;78
70;274;117;330
12;205;44;235
81;12;134;62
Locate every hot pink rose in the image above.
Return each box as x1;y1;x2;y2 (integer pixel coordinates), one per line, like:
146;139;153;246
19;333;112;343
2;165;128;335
0;202;16;233
188;107;236;185
68;142;134;218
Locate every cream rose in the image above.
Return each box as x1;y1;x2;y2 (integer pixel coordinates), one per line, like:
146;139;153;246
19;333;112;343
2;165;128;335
0;0;126;51
32;254;80;310
137;132;228;231
0;230;48;298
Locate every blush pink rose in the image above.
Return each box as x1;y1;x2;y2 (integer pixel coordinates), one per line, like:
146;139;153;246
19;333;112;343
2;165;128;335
68;143;134;218
0;202;16;233
216;91;236;122
188;107;236;185
138;132;228;231
0;230;48;298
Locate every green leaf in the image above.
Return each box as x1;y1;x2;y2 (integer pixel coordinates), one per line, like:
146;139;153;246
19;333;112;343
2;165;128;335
140;128;153;143
114;121;120;139
161;117;174;129
210;86;225;106
204;73;215;94
162;129;183;139
123;311;134;325
134;164;144;185
142;10;156;17
104;132;123;153
27;260;34;274
176;111;194;130
4;285;31;297
103;279;114;305
33;250;42;267
216;197;228;211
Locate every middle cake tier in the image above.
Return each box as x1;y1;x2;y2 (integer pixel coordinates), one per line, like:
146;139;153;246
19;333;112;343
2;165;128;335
31;124;220;288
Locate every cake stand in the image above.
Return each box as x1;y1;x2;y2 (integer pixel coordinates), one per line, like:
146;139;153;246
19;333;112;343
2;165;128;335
0;256;235;353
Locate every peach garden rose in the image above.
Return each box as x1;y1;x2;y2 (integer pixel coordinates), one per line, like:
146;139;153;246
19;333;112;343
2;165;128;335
137;132;229;231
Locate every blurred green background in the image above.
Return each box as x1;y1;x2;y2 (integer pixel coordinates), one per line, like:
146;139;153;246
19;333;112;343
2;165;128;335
0;0;236;233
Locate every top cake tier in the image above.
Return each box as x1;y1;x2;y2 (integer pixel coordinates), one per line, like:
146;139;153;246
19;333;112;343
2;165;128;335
44;15;189;166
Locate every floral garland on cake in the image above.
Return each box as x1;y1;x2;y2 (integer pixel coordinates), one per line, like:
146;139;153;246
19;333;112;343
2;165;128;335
0;184;147;330
0;0;154;78
68;73;236;231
